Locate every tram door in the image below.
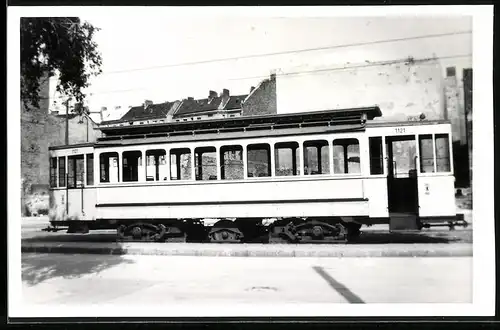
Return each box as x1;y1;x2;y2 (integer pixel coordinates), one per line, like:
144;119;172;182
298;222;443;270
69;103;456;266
385;135;420;231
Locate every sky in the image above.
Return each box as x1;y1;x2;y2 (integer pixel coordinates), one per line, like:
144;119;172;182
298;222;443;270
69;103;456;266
48;13;472;118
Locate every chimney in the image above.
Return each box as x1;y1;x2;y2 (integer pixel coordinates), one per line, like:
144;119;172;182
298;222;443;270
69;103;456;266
144;100;153;108
270;73;276;81
222;89;230;98
249;86;255;93
187;97;194;101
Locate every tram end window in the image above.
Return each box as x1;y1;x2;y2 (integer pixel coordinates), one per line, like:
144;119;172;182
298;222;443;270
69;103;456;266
50;157;57;187
435;134;451;172
303;140;330;175
195;147;217;181
333;138;360;174
67;154;85;188
275;142;299;177
369;137;383;175
58;157;66;187
221;145;244;180
247;144;271;178
418;135;435;173
86;154;94;186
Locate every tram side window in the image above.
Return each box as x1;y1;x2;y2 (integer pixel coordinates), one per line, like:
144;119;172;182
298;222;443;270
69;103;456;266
146;149;167;181
333;138;361;174
50;157;57;187
58;157;66;187
303;140;330;175
86;154;94;185
418;135;435;173
435;134;451;172
195;147;217;181
369;137;383;175
275;142;300;176
123;151;142;182
220;145;244;180
170;148;192;180
100;152;119;183
247;144;271;177
68;155;85;188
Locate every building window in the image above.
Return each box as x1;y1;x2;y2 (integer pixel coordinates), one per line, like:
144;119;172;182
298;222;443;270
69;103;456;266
332;138;360;174
100;152;119;183
183;119;187;122
220;145;244;180
170;148;192;180
50;157;57;188
369;137;383;175
58;157;66;187
303;140;330;175
197;117;201;120
435;134;451;172
275;142;299;176
146;149;167;181
446;67;456;77
229;114;235;118
208;114;214;118
86;154;94;186
247;144;271;177
122;151;142;182
418;135;435;173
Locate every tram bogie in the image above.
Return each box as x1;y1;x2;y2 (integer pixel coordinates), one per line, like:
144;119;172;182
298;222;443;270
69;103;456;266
46;107;467;243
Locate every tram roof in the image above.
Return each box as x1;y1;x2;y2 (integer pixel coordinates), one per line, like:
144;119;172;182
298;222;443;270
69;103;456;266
97;106;382;137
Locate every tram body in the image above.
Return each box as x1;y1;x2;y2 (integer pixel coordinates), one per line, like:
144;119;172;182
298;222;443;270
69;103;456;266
47;107;464;242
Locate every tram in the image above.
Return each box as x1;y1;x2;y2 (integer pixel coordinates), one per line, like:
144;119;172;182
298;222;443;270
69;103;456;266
46;106;466;243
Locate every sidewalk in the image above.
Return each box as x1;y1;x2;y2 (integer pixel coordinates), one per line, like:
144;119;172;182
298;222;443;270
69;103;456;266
21;240;472;258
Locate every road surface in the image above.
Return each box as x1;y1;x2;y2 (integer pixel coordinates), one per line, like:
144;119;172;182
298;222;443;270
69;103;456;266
21;253;472;307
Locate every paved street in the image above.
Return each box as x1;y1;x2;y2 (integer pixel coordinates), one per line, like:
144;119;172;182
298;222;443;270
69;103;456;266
22;253;472;306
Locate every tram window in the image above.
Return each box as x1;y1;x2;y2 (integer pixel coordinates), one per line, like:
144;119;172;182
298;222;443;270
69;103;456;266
170;148;192;180
50;157;57;187
195;147;217;181
220;145;244;180
146;149;167;181
369;137;383;175
303;140;330;175
86;154;94;185
418;135;435;173
68;155;85;188
247;144;271;177
58;157;66;187
435;134;451;172
333;138;361;174
275;142;299;176
122;151;142;182
100;152;119;183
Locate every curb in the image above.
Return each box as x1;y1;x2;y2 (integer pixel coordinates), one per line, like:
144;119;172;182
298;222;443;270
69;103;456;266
21;242;473;258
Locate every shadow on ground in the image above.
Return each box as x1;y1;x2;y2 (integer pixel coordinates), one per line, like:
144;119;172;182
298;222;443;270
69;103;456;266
348;229;472;244
22;252;134;286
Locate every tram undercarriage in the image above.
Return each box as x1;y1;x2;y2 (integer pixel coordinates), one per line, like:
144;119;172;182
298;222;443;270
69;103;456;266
48;217;366;243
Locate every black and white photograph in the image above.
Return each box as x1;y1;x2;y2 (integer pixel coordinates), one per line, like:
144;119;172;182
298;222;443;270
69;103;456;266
7;5;494;319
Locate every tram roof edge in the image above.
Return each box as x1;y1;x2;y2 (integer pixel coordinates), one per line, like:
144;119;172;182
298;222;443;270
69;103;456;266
98;106;382;134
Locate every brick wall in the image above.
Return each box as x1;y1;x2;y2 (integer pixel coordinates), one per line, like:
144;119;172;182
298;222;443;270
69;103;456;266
241;74;277;117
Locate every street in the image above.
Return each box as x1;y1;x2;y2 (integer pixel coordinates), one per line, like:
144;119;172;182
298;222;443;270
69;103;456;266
22;253;472;306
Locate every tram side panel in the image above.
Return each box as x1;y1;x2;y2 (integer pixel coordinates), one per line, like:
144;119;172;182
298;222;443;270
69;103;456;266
49;188;97;221
418;175;456;218
94;178;369;220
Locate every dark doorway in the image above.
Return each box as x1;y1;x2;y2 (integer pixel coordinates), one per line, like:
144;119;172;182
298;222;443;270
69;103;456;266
385;135;420;230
